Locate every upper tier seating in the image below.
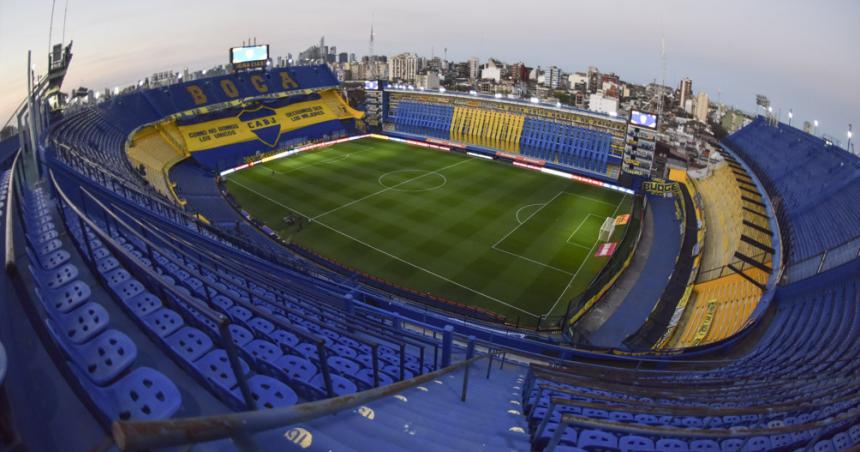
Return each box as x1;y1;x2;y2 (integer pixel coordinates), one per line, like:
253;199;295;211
727;117;860;264
524;267;860;451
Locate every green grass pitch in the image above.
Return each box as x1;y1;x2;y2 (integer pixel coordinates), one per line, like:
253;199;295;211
225;138;632;325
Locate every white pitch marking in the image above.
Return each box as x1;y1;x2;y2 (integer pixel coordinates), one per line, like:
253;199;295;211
492;191;564;249
514;203;545;225
311;158;472;221
543;196;626;317
559;191;617;208
490;245;574;276
566;213;600;247
227;177;541;319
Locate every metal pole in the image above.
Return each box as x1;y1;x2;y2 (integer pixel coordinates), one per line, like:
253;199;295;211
441;324;453;367
219;322;256;410
460;336;475;402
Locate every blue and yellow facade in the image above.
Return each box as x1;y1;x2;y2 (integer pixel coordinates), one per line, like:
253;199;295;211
383;90;627;179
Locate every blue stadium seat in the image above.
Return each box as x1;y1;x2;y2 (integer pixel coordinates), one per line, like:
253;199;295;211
36;279;91;314
52;326;138;385
165;326;214;363
54;302;110;344
233;375;298;410
619;434;654;451
72;366;181;421
578;429;618;450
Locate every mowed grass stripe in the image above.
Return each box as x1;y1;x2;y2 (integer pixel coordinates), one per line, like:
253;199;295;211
226;138;631;323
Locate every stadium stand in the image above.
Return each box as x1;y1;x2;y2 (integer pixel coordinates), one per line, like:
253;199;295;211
385;91;625;178
662;149;777;349
727;117;860;267
126;122;189;202
4;58;860;450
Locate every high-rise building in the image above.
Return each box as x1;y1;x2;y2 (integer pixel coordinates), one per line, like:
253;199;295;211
547;66;562;89
511;63;529;83
678;77;693;111
468;57;480;81
587;66;600;94
338;52;348;64
389;53;418;82
694;91;709;122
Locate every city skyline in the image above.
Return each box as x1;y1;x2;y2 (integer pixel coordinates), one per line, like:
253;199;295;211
1;0;858;141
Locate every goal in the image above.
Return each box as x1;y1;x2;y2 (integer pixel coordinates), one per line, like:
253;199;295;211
598;217;616;242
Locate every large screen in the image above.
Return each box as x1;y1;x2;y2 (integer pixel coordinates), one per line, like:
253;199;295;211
364;80;380;90
630;110;658;129
231;45;269;69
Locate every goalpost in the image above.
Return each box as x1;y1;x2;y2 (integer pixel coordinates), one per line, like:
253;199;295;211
598;217;616;242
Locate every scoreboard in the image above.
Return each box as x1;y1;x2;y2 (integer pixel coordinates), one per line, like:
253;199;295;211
622;110;658;177
230;45;270;71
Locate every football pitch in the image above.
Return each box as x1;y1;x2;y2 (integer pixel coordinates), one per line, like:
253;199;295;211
225;138;633;325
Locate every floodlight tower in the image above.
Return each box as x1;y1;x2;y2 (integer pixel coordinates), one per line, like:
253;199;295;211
848;124;854;154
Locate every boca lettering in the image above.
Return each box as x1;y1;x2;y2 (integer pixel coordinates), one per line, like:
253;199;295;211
220;79;239;98
187;85;207;106
250;75;268;93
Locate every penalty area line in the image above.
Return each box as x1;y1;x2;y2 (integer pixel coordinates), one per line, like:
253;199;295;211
227;177;542;319
543;196;626;318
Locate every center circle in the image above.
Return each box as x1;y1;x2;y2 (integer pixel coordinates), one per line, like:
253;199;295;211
378;169;447;192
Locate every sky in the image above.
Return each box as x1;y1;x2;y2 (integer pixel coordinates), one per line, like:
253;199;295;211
1;0;858;142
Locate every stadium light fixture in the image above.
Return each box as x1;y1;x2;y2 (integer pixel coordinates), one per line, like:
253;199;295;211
439;87;446;93
469;90;478;96
609;111;618;117
556;101;562;108
530;97;540;104
494;93;503;99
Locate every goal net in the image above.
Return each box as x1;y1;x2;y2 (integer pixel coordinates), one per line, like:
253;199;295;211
599;217;616;242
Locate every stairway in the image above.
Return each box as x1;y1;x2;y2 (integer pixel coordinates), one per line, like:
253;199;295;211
244;360;532;451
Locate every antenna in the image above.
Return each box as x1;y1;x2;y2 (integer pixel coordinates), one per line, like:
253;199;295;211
61;0;70;45
367;14;376;79
658;34;666;119
48;0;57;50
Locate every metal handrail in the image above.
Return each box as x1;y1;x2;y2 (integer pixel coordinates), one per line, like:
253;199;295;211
111;352;495;451
48;169;257;408
3;151;20;271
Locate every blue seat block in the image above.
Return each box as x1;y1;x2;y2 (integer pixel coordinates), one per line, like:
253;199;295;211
656;438;689;451
327;356;360;376
195;349;250;395
125;292;163;317
228;324;253;347
269;329;299;350
274;354;317;382
37;280;91;314
310;373;356;397
143;308;184;337
73;366;181;421
354;368;393;389
619;435;654;451
165;326;214;364
39;263;79;290
579;429;619;449
51;325;138;385
56;302;110;344
243;337;282;363
233;375;298;410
